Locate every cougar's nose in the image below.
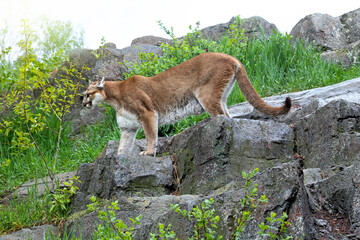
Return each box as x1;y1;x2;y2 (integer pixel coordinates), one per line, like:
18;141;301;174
82;93;88;106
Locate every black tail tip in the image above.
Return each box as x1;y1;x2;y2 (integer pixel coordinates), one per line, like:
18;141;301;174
285;97;292;109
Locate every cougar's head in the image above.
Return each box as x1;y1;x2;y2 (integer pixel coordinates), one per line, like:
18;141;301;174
82;77;105;107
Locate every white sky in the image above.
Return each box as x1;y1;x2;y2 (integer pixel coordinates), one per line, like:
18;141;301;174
0;0;359;50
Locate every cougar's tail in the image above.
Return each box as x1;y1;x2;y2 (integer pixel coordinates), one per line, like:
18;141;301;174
235;64;291;115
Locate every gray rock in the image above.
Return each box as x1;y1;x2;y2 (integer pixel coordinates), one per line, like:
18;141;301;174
339;8;360;44
199;16;278;41
0;225;58;240
294;99;360;170
199;21;229;41
72;140;175;212
236;16;279;39
229;77;360;119
303;168;322;185
320;49;352;67
307;161;360;234
67;105;106;135
163;116;294;195
4;171;77;203
68;48;97;81
103;42;116;49
66;194;199;240
131;35;172;46
290;9;360;66
290;13;347;51
66;160;312;240
119;44;163;65
321;40;360;68
91;47;126;81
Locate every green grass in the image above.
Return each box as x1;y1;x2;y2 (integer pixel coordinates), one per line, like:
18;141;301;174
0;180;53;235
239;32;358;96
0;106;120;195
0;18;360;236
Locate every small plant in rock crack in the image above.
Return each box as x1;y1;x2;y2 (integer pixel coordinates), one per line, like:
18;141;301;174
258;212;293;240
87;196;143;240
170;198;223;240
230;168;294;240
229;168;269;239
150;223;176;240
50;176;81;219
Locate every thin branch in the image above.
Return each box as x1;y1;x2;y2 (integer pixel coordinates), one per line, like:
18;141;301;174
25;121;54;181
53;118;62;171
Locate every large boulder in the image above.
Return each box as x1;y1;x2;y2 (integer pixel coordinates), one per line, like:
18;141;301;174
200;16;278;41
237;16;279;39
290;13;347;51
118;44;163;66
71;114;294;209
91;45;127;81
290;9;360;67
321;39;360;68
131;35;172;46
67;194;200;240
68;48;97;82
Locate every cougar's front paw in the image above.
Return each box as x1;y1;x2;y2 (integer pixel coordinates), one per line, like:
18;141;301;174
139;150;155;156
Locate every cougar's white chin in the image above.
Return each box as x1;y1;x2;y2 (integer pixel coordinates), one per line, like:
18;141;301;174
91;93;105;105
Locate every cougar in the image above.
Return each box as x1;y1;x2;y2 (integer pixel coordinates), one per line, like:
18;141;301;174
83;52;291;156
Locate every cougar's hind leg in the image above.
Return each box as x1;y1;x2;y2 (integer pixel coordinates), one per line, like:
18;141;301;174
201;99;226;117
139;110;158;156
195;81;233;118
221;72;236;118
221;103;231;118
195;90;226;117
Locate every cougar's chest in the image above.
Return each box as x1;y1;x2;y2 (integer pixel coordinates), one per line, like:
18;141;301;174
116;108;142;130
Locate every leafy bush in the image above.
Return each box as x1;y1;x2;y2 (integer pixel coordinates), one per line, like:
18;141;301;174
0;20;85;181
0;20;89;194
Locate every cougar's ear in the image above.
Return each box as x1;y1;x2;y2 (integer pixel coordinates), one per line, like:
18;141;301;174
96;77;105;89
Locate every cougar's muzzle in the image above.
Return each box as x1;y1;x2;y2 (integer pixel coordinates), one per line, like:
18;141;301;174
82;93;92;107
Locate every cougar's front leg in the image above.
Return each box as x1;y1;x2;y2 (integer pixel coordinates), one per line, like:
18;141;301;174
139;110;158;156
118;128;138;155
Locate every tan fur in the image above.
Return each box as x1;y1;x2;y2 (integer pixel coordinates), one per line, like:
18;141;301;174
83;52;291;156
